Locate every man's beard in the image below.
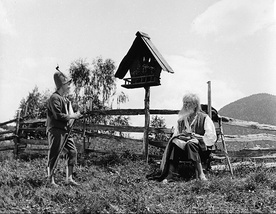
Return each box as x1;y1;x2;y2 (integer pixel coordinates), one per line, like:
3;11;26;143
178;108;193;121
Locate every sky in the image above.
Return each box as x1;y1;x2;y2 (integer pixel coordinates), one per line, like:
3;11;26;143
0;0;276;127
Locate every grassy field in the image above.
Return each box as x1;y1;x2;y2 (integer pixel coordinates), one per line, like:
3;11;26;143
1;138;276;214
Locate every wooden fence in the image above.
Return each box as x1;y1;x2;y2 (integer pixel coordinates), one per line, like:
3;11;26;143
1;109;276;161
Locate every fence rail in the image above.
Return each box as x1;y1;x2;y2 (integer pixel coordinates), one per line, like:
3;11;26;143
0;109;276;160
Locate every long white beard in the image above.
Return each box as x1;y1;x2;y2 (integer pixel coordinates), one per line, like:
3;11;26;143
178;109;193;121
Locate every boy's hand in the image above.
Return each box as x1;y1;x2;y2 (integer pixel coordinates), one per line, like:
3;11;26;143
70;112;82;119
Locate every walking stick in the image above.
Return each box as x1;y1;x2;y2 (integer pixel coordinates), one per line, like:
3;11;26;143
49;119;76;179
219;118;234;177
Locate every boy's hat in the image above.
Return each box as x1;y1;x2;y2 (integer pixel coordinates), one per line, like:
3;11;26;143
54;71;72;89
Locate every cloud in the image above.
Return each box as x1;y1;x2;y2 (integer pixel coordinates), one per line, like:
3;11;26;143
0;1;16;36
209;79;245;110
192;0;275;42
153;53;244;110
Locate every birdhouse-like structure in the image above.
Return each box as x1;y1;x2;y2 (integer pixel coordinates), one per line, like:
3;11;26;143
115;31;174;89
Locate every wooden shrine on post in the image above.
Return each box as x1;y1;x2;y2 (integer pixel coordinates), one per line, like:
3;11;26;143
115;31;174;161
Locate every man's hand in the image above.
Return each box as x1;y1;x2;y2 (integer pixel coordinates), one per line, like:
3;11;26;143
187;138;199;144
178;135;191;141
177;132;192;141
181;130;193;137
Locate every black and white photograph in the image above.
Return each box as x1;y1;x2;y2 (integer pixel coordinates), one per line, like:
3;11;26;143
0;0;276;213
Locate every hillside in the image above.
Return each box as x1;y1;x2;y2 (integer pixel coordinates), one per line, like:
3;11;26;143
218;93;276;135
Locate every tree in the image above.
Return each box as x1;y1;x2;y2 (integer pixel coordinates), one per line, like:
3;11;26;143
89;57;116;108
69;56;129;127
69;57;117;111
150;115;166;129
69;58;90;108
116;92;129;109
149;115;169;142
18;86;51;120
18;56;130;130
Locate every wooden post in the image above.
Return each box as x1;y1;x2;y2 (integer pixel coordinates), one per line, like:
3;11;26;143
207;81;212;119
13;109;21;158
143;86;150;162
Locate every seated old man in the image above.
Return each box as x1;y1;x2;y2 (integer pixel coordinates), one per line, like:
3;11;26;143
148;93;217;183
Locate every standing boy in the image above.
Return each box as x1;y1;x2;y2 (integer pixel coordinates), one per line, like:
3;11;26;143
46;70;82;186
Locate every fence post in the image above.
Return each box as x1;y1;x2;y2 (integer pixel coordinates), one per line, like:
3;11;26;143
143;86;150;162
207;81;212;119
13;109;21;158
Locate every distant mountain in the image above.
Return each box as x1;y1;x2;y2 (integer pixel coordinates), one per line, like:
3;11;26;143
218;93;276;135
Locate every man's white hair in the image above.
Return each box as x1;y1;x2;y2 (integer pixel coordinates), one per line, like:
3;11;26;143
178;93;201;120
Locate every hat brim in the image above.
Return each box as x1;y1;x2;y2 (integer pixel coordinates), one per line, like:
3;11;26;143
64;78;72;85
